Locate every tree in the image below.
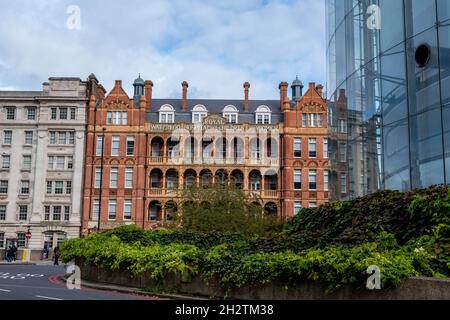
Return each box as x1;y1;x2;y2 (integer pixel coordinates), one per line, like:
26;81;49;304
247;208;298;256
177;179;282;236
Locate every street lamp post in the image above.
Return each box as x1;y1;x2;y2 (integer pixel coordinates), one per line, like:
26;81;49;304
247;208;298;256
97;127;106;232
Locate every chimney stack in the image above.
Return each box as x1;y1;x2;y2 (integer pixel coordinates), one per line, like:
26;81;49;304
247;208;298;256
283;96;291;112
243;82;250;112
279;82;288;109
144;80;153;109
316;84;323;98
182;81;189;111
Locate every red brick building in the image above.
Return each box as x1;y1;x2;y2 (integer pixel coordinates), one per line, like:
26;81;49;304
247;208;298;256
82;75;329;233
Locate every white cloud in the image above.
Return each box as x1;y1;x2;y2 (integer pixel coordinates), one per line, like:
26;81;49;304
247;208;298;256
0;0;326;99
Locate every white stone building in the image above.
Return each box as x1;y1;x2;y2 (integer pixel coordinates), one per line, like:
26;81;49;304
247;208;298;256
0;77;88;260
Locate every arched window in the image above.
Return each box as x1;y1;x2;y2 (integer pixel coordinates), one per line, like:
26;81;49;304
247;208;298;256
159;104;175;123
192;105;208;123
223;105;239;124
255;105;272;124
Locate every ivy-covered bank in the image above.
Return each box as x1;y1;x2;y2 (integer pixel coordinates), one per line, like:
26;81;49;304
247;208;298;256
61;185;450;292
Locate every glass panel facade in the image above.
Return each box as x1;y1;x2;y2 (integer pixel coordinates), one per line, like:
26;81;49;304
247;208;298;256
327;0;448;200
437;0;450;23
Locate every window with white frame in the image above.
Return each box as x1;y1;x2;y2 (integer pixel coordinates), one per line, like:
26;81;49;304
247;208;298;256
318;114;323;127
255;105;271;124
3;130;12;145
294;170;302;190
308;138;317;158
95;168;101;188
0;232;4;248
0;180;8;194
309;201;317;208
222;105;238;124
25;131;33;145
17;232;25;248
27;107;36;120
93;200;100;221
308;113;316;127
107;111;128;125
59;108;68;120
6;107;16;120
18;205;28;221
52;206;62;221
110;168;118;188
323;138;329;158
48;156;73;170
108;200;117;220
309;170;317;190
111;136;120;156
64;206;70;221
126;136;134;156
49;131;75;145
294;202;302;215
159;105;175;123
51;107;57;120
324;170;329;192
1;155;10;169
0;205;6;220
96;136;103;156
125;168;133;188
294;138;302;158
192;105;208;123
124;200;132;220
303;113;324;127
46;181;72;195
22;155;32;170
49;107;76;120
70;108;76;120
20;180;30;195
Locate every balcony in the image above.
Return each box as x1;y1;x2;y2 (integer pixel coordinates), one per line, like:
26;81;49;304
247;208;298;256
263;190;279;198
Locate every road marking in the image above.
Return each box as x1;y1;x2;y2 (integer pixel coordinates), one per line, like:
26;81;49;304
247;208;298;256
35;295;63;300
0;289;11;292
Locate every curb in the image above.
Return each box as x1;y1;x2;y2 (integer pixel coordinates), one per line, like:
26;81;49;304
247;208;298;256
0;262;36;266
58;274;207;300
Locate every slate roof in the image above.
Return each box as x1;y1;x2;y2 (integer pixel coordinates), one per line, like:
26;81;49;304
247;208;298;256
147;98;284;124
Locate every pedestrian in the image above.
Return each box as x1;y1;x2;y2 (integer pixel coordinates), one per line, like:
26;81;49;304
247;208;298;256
11;244;17;261
53;246;61;265
5;246;13;263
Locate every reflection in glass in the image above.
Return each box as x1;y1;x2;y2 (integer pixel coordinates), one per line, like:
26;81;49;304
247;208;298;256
379;0;405;51
437;0;450;22
380;44;407;125
405;0;437;37
406;28;440;116
439;25;450;105
327;0;448;199
409;109;445;188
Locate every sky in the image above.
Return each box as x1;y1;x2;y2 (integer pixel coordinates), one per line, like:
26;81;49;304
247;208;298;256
0;0;326;100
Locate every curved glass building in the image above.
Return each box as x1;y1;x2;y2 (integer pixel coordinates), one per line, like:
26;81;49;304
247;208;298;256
326;0;450;200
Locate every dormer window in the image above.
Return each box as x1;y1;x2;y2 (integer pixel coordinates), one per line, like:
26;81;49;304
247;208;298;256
223;105;238;124
192;105;208;123
159;104;175;123
255;105;271;124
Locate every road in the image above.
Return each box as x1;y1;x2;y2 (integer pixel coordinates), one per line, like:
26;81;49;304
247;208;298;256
0;264;159;300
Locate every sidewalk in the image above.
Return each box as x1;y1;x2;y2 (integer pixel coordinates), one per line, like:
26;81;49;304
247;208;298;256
58;274;206;300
